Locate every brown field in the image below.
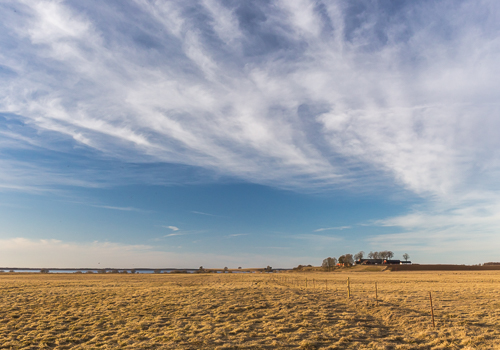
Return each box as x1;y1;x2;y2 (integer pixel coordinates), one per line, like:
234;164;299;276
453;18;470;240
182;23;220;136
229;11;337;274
1;271;499;349
388;264;500;272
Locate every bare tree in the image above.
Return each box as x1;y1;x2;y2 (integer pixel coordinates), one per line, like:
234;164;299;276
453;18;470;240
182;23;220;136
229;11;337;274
354;251;365;261
368;251;374;259
379;251;393;259
338;255;345;265
344;254;354;266
403;253;410;261
322;257;337;269
372;251;380;259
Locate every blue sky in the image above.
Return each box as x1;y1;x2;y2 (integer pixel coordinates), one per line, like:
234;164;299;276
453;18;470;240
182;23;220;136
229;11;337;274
1;0;500;268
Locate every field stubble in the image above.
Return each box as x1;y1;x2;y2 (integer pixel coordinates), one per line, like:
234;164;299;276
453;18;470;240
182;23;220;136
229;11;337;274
1;271;499;349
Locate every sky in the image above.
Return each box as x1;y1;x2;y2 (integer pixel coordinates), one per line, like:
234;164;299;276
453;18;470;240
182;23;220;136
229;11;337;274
1;0;500;268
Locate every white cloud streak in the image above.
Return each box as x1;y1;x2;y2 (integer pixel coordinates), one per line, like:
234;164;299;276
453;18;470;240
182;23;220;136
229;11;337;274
191;211;220;217
91;205;145;212
314;226;351;232
292;234;342;242
164;233;182;237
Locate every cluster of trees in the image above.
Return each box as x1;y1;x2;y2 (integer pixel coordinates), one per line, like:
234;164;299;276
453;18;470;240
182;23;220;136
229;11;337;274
351;250;395;260
321;254;355;268
322;257;337;268
322;251;411;269
322;254;355;268
367;251;394;259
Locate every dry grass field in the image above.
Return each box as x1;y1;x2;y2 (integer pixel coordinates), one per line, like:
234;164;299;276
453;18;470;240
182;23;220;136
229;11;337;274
1;270;499;349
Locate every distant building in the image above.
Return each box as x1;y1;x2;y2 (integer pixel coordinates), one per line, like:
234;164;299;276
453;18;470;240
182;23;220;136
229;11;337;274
383;259;401;265
355;259;410;265
356;259;383;265
400;261;412;265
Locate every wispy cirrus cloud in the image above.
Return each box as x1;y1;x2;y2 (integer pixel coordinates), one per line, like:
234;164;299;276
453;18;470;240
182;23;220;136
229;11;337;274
314;226;351;232
292;234;342;242
2;0;499;197
227;233;247;238
91;205;145;212
191;211;223;217
162;226;183;237
164;233;183;238
60;199;151;213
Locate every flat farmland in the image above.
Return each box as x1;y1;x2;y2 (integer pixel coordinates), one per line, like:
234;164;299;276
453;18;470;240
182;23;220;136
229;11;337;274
1;271;499;349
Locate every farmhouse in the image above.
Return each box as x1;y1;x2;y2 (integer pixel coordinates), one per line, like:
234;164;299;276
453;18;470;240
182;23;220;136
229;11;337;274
355;259;412;265
356;259;383;265
383;259;401;265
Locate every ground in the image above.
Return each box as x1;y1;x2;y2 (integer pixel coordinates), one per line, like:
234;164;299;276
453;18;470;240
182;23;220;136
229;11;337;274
0;271;499;349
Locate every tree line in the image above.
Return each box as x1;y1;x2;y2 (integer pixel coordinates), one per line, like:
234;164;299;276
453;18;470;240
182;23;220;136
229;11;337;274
322;251;410;268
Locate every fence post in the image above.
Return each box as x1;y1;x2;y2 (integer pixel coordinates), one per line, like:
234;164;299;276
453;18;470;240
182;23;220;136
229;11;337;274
347;277;351;299
325;279;327;290
429;291;436;328
375;282;378;305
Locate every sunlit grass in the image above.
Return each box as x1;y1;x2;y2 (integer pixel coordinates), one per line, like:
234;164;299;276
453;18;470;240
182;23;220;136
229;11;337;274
0;271;499;349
